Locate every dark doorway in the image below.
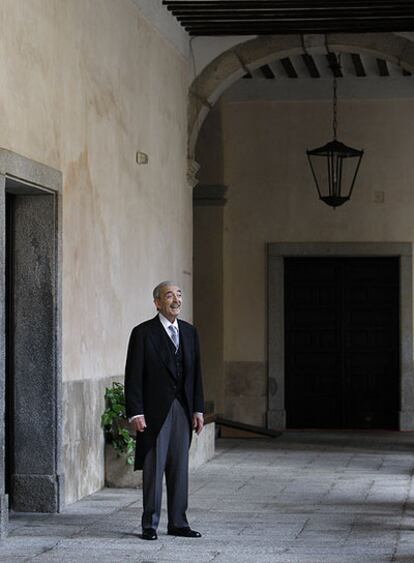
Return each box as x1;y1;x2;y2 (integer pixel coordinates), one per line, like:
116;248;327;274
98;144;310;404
285;257;399;429
4;181;62;512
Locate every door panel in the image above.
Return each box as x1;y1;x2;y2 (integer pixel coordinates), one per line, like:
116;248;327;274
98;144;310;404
285;257;399;429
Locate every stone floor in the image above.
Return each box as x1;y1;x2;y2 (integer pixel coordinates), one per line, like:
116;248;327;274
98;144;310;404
3;431;414;562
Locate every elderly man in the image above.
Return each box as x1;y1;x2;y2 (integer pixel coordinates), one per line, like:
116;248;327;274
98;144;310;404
124;281;204;540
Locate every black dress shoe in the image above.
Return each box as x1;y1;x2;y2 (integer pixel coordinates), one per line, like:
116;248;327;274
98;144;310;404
142;528;157;540
167;526;202;538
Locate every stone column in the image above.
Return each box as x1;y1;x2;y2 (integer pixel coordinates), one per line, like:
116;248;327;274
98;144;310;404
193;184;227;415
399;254;414;430
267;253;286;430
0;174;9;537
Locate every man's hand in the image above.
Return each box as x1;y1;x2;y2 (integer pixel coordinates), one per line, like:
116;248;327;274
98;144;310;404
192;413;204;435
130;415;147;432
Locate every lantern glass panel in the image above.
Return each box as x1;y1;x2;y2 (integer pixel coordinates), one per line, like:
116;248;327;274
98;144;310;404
307;141;363;208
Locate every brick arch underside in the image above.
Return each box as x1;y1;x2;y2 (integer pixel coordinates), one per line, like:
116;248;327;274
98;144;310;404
188;33;414;157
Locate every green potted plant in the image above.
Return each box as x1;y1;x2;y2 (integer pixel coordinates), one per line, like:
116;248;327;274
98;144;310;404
101;382;135;465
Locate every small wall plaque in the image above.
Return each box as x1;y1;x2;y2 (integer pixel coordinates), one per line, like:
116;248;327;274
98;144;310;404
136;151;149;165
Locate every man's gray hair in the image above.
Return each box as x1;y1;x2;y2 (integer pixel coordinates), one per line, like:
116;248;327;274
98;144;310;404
153;281;180;300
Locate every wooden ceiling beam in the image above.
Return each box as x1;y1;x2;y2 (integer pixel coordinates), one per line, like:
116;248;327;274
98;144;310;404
281;58;298;78
184;19;414;35
260;64;276;79
184;19;414;28
302;54;320;78
326;53;343;77
377;58;389;76
164;1;414;8
176;9;414;20
351;54;366;77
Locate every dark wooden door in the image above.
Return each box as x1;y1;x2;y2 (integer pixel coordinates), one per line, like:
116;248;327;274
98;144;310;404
285;257;399;429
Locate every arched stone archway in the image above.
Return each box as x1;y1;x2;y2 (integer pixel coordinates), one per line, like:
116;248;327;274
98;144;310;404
191;31;414;431
188;32;414;158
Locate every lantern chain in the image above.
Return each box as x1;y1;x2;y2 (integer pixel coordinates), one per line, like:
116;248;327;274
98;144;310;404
331;53;341;140
333;72;337;139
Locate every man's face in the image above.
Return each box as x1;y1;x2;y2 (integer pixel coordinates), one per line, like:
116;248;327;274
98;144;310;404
155;285;182;322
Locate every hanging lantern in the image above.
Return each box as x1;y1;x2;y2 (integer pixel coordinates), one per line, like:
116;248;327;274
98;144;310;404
306;53;364;208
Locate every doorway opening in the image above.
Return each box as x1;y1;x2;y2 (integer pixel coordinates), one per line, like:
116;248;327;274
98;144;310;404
4;178;63;513
284;257;399;429
0;151;63;537
267;243;413;432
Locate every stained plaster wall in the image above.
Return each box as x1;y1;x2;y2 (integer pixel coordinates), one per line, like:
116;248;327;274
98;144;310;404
0;0;191;504
196;94;414;426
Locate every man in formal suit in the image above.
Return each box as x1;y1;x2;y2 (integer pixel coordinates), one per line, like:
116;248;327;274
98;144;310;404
124;281;204;540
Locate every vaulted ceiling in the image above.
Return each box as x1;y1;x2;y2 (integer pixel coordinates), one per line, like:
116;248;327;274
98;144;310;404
163;1;414;36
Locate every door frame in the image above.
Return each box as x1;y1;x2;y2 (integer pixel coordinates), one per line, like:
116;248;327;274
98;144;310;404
0;149;62;537
267;242;413;431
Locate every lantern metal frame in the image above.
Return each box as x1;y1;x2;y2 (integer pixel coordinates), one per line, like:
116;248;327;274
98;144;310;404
306;53;364;208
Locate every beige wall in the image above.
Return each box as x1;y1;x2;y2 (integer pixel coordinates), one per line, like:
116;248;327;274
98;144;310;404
195;95;414;425
0;0;191;503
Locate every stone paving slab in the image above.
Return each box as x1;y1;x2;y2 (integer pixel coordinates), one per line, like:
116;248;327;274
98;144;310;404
3;431;414;562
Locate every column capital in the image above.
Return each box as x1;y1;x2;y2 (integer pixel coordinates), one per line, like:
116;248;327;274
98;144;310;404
187;159;200;189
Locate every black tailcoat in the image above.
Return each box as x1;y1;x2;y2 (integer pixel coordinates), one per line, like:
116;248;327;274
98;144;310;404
124;315;204;470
